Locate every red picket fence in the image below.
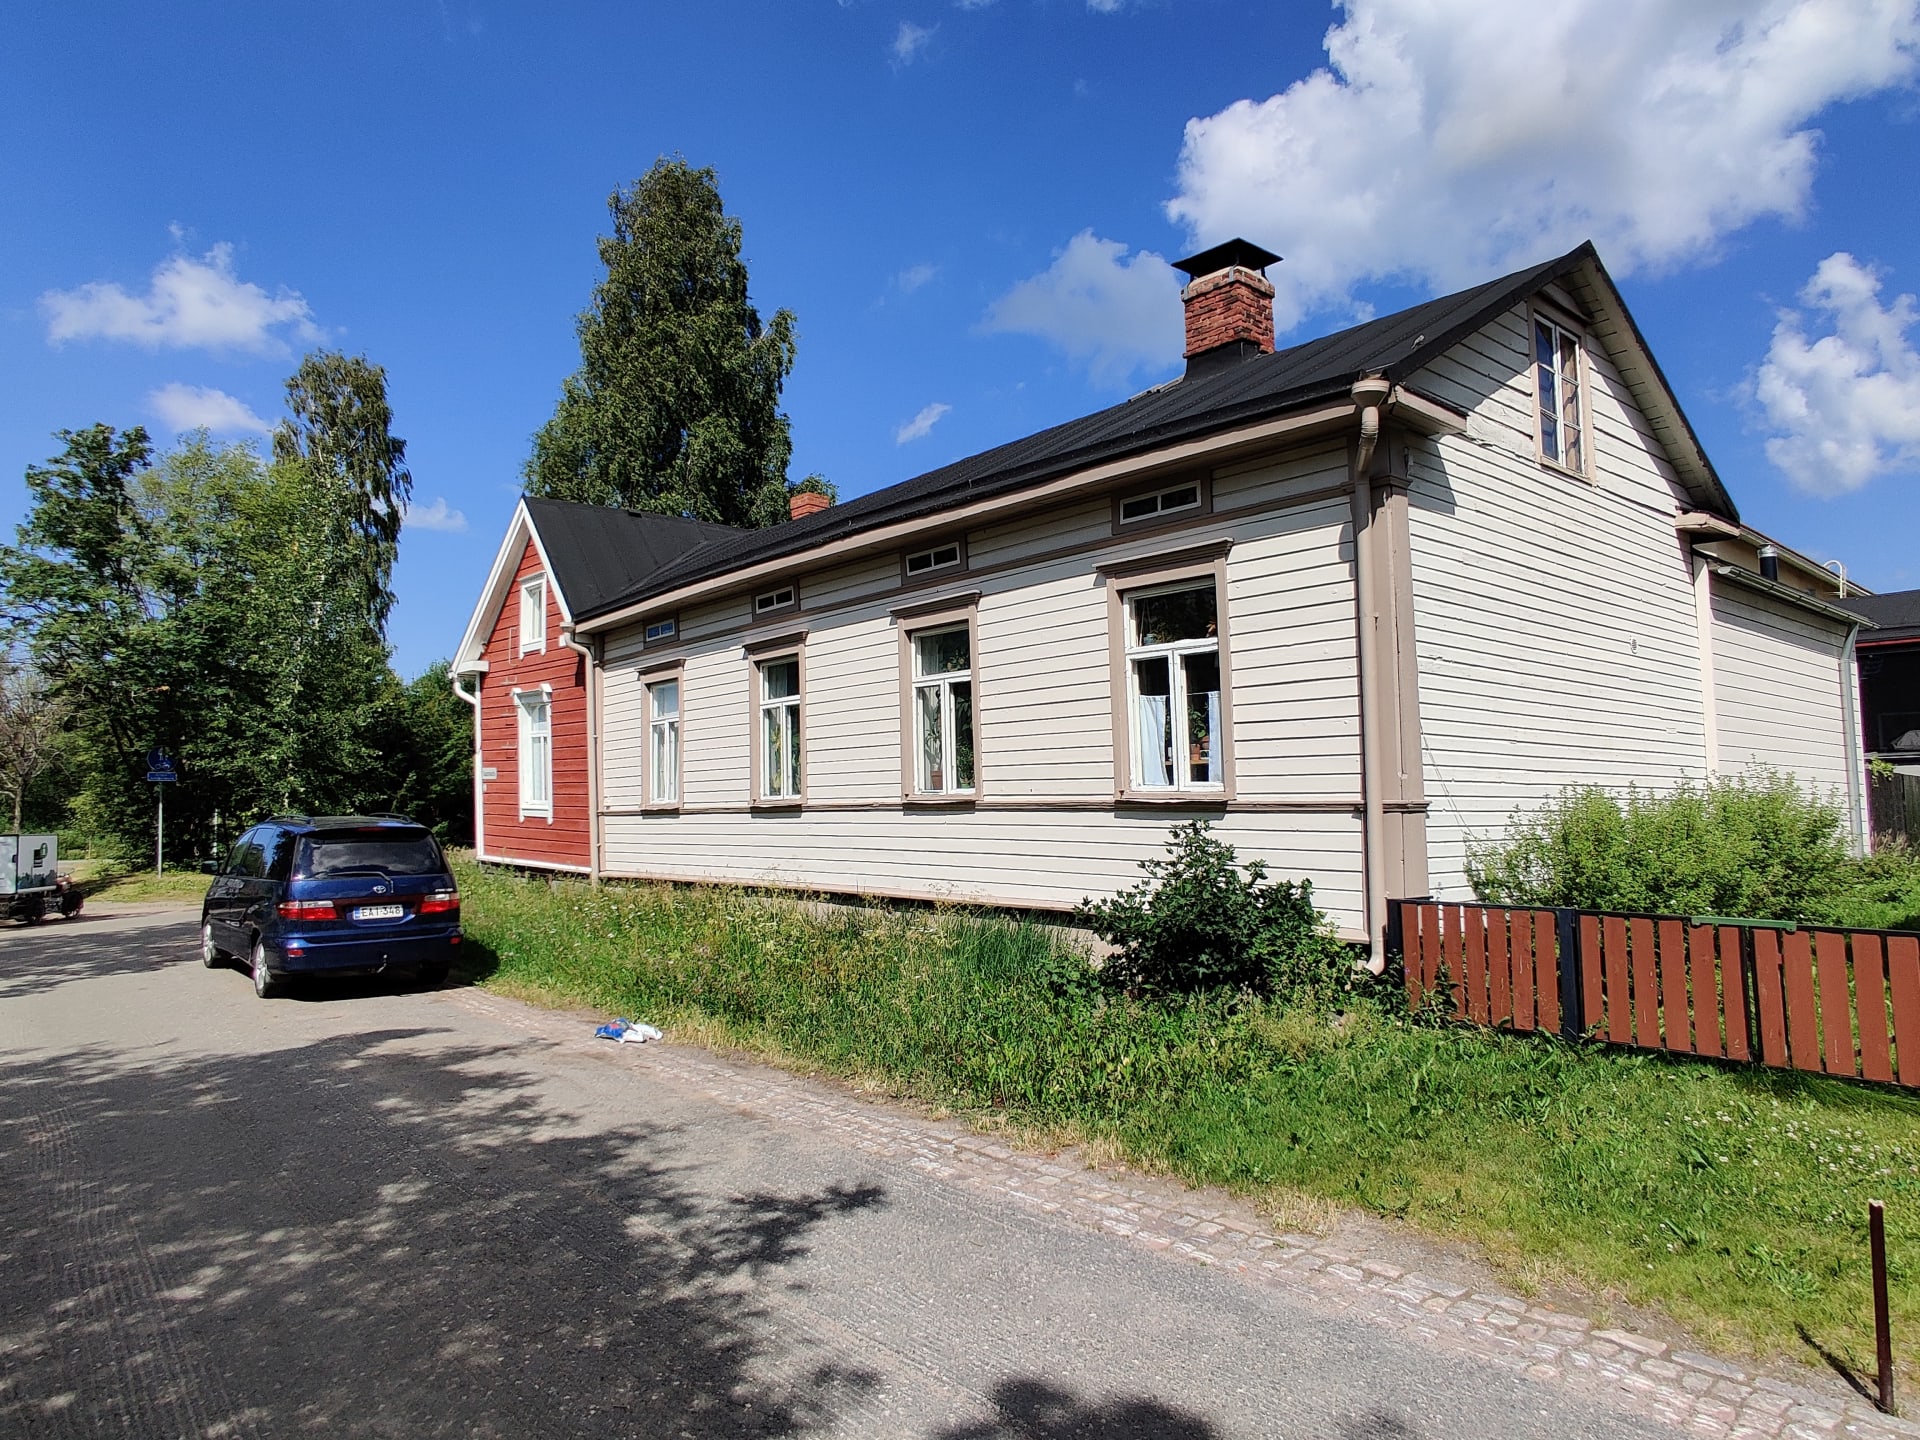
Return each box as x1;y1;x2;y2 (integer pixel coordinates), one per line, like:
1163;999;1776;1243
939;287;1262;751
1392;900;1920;1088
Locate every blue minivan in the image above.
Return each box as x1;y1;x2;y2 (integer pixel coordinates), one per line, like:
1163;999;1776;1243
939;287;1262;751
200;815;462;998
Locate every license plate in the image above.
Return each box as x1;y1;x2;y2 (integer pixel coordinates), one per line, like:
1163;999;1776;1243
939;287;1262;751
353;903;404;921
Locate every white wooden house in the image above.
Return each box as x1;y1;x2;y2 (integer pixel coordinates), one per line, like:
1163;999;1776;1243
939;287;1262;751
455;239;1868;963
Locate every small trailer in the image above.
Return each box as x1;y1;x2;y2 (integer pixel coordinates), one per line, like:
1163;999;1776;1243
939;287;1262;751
0;833;82;923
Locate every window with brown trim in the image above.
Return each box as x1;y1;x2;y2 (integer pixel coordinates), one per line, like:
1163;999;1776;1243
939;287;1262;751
647;676;681;805
910;626;975;796
1116;479;1204;526
756;654;803;801
1102;546;1236;802
754;585;798;618
903;540;964;581
1533;312;1586;475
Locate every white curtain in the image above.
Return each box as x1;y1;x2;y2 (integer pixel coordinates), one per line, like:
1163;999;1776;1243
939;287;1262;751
1137;694;1170;787
1206;690;1221;783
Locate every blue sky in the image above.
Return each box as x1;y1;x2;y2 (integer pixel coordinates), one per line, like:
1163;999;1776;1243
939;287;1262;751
5;1;1920;677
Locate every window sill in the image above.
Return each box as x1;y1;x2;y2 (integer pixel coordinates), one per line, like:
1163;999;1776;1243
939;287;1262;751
518;811;554;823
1535;457;1591;484
903;794;976;809
1115;790;1230;808
750;798;804;813
639;802;681;815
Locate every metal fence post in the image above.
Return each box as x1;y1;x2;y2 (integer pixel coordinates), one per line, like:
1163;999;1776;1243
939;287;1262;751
1555;908;1585;1043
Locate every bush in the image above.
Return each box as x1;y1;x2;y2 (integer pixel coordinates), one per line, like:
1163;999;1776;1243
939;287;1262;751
1466;771;1920;928
1075;821;1355;1000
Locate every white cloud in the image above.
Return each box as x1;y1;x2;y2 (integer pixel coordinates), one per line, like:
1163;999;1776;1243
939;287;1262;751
404;496;470;534
994;0;1920;356
895;402;952;444
1755;253;1920;496
895;263;938;295
981;231;1182;384
892;21;934;64
1086;0;1126;11
148;383;273;435
43;243;320;355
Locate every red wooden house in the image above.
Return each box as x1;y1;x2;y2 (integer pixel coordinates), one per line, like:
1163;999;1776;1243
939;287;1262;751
452;498;739;872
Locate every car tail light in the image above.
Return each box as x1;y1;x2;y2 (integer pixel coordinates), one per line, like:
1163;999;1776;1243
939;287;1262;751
418;891;460;915
278;899;337;920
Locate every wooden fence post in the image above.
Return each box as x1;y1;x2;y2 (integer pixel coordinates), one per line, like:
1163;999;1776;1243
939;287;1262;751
1556;908;1585;1043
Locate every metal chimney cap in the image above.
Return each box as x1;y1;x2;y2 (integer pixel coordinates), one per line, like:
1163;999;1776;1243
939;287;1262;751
1172;238;1282;280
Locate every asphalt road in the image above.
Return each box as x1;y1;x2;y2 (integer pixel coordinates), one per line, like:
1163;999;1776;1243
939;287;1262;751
0;909;1674;1439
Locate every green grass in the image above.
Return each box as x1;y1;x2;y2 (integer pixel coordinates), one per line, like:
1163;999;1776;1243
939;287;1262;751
74;860;211;905
453;857;1920;1379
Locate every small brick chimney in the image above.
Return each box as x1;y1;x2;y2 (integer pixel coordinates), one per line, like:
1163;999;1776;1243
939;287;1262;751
789;490;831;521
1172;239;1282;376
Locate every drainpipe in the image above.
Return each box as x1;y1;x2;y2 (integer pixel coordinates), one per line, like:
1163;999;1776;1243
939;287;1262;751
1350;373;1393;973
560;627;602;885
450;668;483;861
1840;623;1866;855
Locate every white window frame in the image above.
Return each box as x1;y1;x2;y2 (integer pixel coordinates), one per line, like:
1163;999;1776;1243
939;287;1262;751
1123;580;1225;795
754;652;804;803
903;541;964;581
519;577;547;654
910;624;976;797
754;585;798;618
1532;310;1588;476
647;675;681;806
1116;480;1205;527
514;684;553;820
644;616;676;644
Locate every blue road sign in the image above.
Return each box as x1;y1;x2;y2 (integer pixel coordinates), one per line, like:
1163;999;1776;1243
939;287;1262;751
145;770;177;783
145;748;177;782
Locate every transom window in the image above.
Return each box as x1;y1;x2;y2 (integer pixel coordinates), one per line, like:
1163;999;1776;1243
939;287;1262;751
519;577;547;653
648;679;679;804
1119;482;1202;524
905;542;962;577
755;586;797;616
515;688;552;818
1534;314;1585;474
758;657;802;800
1126;582;1222;790
644;617;676;644
912;627;974;795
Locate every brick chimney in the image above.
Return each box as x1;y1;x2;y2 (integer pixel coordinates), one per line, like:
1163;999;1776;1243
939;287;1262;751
789;490;831;521
1172;239;1281;376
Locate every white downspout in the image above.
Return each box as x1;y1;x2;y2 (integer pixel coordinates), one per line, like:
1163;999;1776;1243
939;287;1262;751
451;669;483;861
560;627;602;885
1350;373;1392;973
1840;623;1866;855
1691;554;1720;778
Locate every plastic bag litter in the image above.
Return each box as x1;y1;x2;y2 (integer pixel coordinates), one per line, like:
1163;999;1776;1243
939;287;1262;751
593;1018;663;1044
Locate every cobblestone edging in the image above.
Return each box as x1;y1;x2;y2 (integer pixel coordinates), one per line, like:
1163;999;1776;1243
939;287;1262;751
448;990;1915;1440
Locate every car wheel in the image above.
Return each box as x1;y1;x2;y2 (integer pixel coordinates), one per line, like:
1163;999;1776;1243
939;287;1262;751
250;939;279;998
201;921;224;968
417;960;449;988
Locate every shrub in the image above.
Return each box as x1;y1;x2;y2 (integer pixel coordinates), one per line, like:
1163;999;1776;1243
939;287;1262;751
1075;821;1354;1001
1466;771;1920;927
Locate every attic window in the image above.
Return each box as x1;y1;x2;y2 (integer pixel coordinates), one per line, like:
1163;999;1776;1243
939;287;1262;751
519;578;546;654
904;542;962;578
1119;482;1202;525
755;585;798;616
644;617;676;644
1533;313;1586;475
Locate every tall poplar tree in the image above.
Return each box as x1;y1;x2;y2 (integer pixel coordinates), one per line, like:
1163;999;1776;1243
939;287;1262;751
525;157;827;527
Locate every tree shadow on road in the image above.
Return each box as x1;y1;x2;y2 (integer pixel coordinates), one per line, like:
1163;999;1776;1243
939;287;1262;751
934;1377;1221;1439
0;915;192;1001
0;1024;887;1437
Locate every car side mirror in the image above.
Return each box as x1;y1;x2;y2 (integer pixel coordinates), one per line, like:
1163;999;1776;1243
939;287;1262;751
200;861;219;875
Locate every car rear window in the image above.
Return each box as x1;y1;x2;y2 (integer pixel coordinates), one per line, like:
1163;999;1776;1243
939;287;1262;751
296;830;446;878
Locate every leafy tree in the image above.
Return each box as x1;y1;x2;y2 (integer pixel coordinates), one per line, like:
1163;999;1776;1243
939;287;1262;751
525;157;829;527
273;350;412;628
0;659;66;831
369;660;473;842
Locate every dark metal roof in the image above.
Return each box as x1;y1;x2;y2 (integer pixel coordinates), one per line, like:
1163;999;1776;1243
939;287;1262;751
1838;589;1920;643
524;498;744;618
568;241;1729;625
1174;239;1282;278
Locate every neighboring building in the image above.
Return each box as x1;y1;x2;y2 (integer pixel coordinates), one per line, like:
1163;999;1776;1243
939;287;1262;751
451;499;740;873
1837;588;1920;844
456;239;1867;960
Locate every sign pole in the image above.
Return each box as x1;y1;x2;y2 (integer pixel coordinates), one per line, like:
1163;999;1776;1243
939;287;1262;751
156;783;163;877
